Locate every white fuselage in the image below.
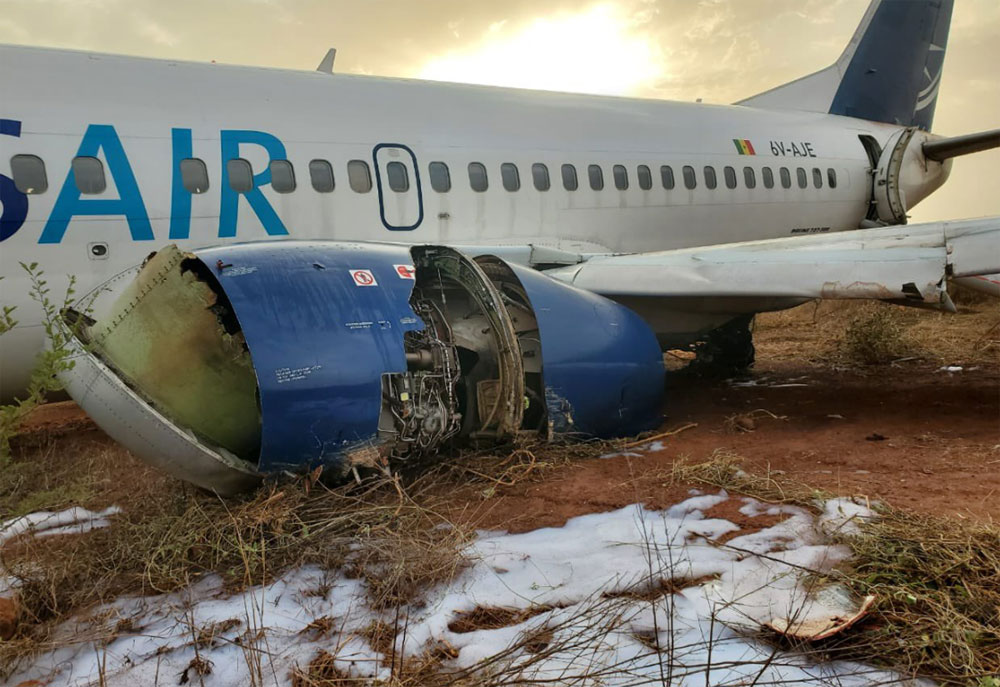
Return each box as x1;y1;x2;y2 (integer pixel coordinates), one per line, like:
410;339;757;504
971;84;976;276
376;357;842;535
0;45;920;397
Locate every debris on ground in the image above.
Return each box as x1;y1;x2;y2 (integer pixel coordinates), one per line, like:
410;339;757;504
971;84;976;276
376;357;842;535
765;586;876;641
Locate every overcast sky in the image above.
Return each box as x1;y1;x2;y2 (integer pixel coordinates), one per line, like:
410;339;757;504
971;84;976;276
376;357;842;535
2;0;997;222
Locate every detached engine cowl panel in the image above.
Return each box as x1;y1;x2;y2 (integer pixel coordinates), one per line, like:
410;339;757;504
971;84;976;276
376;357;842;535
59;242;664;494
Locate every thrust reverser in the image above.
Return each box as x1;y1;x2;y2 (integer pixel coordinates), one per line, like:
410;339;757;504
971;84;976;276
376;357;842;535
59;242;664;494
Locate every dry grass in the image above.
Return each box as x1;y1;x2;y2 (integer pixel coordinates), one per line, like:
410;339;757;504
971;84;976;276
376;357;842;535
841;302;914;364
0;429;638;684
841;508;1000;683
4;334;999;686
670;451;1000;685
0;431;626;682
448;605;556;634
292;651;369;686
290;644;474;687
0;461;475;678
755;298;999;368
5;437;999;684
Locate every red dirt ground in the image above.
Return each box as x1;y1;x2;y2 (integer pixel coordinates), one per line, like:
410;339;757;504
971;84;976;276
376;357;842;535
11;304;1000;530
431;361;999;532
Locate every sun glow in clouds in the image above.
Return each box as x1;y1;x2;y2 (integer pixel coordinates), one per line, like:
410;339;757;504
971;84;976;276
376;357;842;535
418;4;666;96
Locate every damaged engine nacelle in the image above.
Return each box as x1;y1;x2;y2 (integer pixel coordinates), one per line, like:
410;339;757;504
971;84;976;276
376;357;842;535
870;127;953;226
59;242;664;494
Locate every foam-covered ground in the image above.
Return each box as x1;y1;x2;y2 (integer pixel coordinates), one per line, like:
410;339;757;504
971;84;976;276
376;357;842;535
4;494;921;687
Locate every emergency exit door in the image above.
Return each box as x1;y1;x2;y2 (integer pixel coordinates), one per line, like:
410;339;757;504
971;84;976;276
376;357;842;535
373;143;423;231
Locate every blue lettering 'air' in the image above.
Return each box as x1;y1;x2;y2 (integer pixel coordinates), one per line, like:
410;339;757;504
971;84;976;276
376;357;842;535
39;124;154;244
168;128;193;239
0;118;28;242
218;130;289;238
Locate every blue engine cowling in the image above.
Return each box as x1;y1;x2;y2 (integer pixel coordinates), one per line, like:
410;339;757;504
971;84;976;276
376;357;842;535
61;241;664;493
474;256;664;439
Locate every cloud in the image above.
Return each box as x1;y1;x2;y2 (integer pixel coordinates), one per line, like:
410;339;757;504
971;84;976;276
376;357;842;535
134;16;179;47
418;3;668;96
0;0;995;221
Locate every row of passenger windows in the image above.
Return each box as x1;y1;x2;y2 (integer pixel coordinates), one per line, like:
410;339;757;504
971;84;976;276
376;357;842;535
7;154;839;196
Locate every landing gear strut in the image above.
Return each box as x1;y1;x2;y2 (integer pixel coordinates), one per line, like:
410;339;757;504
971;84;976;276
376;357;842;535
691;315;755;377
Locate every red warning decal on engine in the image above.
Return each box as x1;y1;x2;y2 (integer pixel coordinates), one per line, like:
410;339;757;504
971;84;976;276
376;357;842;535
350;269;377;286
394;264;416;280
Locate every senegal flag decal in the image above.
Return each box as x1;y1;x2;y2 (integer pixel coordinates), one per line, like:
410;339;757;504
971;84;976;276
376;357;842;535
733;138;756;155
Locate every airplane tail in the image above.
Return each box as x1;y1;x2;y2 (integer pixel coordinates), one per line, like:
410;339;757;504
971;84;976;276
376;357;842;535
737;0;954;131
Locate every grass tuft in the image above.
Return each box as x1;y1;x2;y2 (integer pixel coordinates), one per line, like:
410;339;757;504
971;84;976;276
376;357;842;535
670;450;1000;685
839;507;1000;683
0;468;474;679
841;302;913;365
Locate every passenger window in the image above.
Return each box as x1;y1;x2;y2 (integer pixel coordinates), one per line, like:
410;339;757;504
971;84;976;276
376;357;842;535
10;154;47;194
812;167;823;189
724;166;737;189
532;163;550;191
428;161;451;192
179;158;209;194
827;168;837;189
72;156;106;194
469;162;488;192
348;160;372;193
780;167;792;189
561;163;578;191
762;167;774;189
501;162;520;191
588;164;604;190
309;159;335;192
270;160;296;193
682;165;696;189
703;166;717;190
796;167;808;189
226;158;253;193
386;161;409;192
661;165;675;190
637;164;652;190
613;164;628;190
743;166;756;189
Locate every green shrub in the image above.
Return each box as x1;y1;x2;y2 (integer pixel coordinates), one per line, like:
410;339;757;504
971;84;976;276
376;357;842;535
0;264;80;462
841;302;912;365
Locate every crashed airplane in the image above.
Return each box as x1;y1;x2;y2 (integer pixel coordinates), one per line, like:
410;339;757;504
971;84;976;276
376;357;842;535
3;0;999;492
59;216;996;494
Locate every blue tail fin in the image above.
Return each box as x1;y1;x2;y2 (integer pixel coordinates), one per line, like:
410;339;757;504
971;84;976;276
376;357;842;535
738;0;954;131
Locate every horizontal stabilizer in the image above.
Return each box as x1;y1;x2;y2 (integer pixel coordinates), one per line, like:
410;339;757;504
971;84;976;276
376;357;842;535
547;218;1000;308
923;129;1000;161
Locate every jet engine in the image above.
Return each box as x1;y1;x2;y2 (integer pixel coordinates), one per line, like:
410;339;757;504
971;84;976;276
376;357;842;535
59;242;664;494
868;127;953;226
867;126;1000;227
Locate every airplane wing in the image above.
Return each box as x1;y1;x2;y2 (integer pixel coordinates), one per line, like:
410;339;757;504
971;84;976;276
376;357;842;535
542;218;1000;311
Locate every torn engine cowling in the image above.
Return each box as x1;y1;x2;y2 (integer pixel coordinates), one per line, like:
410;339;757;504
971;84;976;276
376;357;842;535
59;242;664;494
